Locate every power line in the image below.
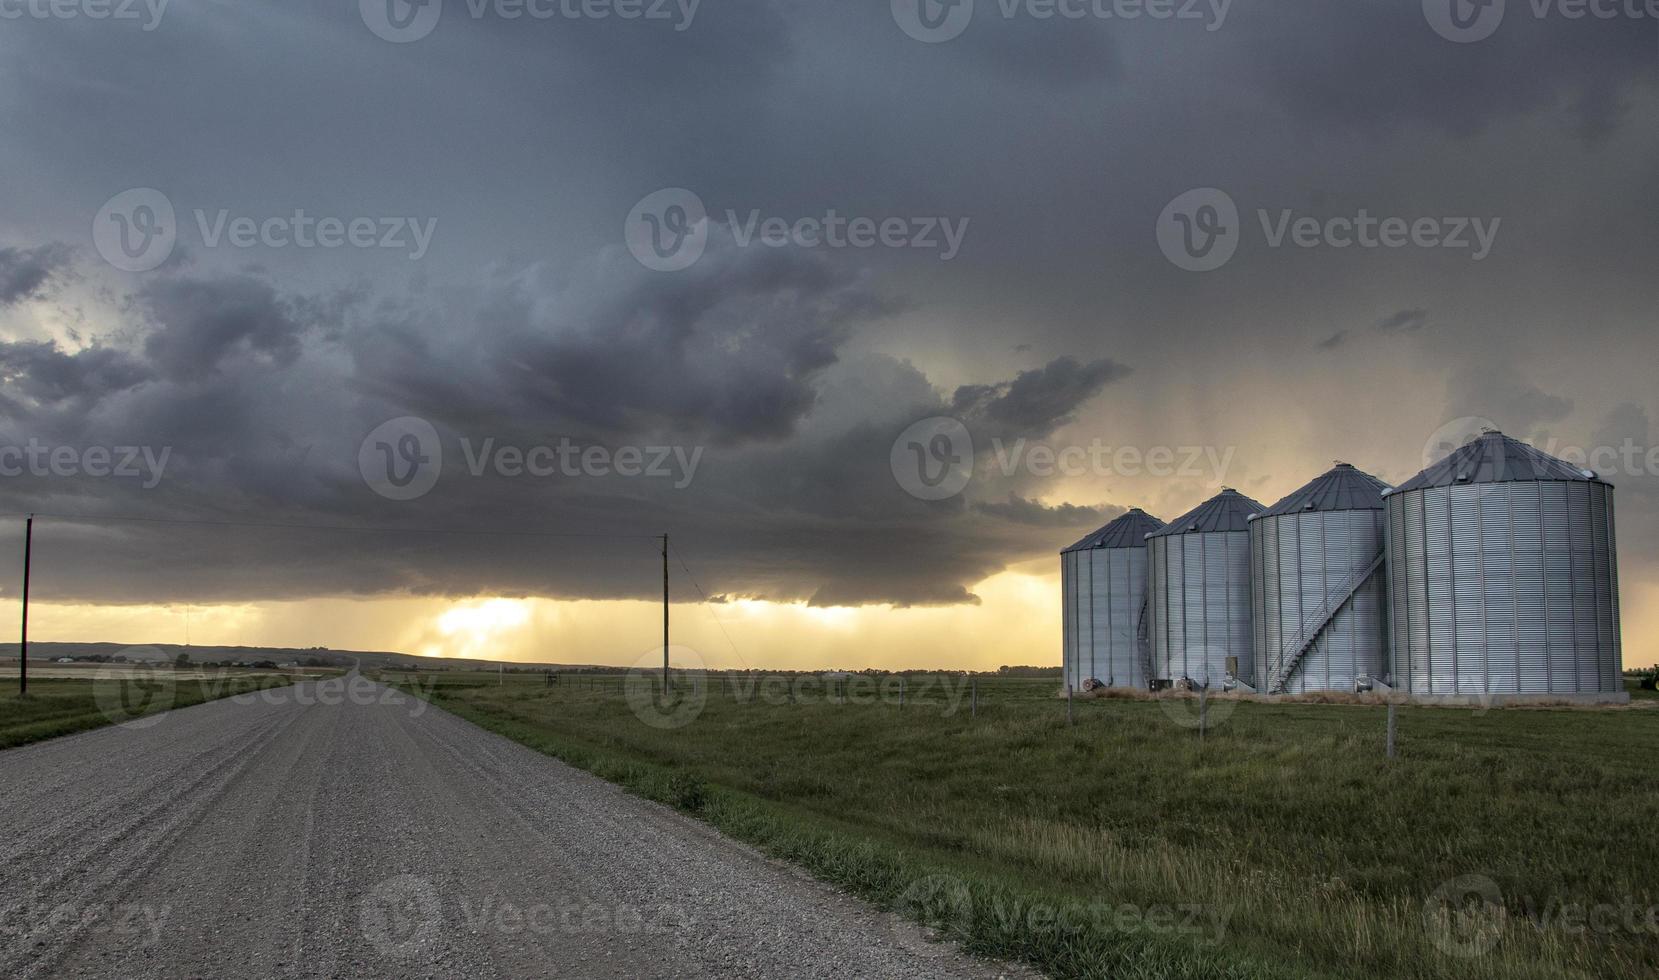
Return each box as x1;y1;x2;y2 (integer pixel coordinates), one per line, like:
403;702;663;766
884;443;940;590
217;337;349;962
8;511;735;674
668;539;748;669
0;512;662;541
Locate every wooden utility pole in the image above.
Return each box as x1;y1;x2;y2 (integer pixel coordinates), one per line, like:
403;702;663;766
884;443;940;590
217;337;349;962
19;515;31;697
661;533;669;697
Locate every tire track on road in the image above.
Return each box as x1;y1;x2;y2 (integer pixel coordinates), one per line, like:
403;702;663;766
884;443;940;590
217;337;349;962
1;675;1030;980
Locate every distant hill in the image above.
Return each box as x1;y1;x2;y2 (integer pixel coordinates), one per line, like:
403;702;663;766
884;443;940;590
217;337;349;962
14;642;587;671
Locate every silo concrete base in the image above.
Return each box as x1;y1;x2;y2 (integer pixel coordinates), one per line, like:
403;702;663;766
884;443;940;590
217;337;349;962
1402;691;1631;706
1059;683;1155;698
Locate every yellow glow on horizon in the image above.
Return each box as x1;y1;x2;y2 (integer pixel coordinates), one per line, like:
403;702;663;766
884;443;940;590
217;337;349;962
798;605;859;629
6;562;1654;674
431;599;531;655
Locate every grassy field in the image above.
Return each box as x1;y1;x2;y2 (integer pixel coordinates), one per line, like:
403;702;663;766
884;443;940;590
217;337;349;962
383;669;1658;980
0;672;302;749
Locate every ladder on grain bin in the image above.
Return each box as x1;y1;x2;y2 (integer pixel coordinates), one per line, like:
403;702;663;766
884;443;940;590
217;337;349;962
1136;594;1154;690
1264;551;1385;694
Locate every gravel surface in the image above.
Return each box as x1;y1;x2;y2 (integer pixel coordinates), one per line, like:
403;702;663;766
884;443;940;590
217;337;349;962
0;674;1032;979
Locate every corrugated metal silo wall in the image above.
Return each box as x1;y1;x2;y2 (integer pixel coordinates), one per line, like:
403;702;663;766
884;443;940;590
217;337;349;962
1061;548;1151;690
1250;511;1387;693
1149;531;1253;685
1062;552;1079;691
1386;481;1622;695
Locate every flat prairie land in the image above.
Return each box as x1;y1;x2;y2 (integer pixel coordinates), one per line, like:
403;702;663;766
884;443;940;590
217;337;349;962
389;671;1659;980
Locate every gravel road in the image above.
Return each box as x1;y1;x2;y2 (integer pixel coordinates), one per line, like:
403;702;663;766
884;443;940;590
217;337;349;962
0;675;1029;979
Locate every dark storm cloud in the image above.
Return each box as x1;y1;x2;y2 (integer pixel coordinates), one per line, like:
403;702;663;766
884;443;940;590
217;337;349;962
139;276;335;381
0;244;72;306
0;340;151;409
0;246;1123;607
1373;308;1429;335
975;495;1117;528
1232;1;1659;140
1594;401;1650;453
1315;309;1429;351
1443;362;1574;436
351;233;890;445
931;13;1122;86
3;0;1658;608
1317;309;1430;351
1578;404;1659;583
951;356;1132;443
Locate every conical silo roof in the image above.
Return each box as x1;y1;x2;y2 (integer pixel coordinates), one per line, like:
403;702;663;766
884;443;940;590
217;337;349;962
1146;489;1265;537
1260;463;1392;517
1060;508;1165;553
1393;430;1606;493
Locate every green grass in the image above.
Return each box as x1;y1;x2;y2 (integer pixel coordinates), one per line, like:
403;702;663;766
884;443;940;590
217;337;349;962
0;673;303;749
384;670;1658;980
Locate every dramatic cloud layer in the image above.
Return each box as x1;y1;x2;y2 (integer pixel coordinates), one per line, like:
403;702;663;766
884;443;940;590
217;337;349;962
0;242;1130;607
1;1;1656;629
0;245;71;307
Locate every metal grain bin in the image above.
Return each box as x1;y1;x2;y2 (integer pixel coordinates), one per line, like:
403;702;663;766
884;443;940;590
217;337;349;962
1250;464;1391;694
1148;489;1265;689
1385;430;1625;702
1061;509;1166;692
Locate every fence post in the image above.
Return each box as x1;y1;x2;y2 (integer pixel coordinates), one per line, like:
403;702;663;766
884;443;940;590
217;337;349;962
1386;701;1397;760
1066;682;1074;726
19;514;31;697
1199;685;1208;744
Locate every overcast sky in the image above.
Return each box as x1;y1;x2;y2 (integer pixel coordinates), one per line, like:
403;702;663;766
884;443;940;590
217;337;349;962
1;0;1656;666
